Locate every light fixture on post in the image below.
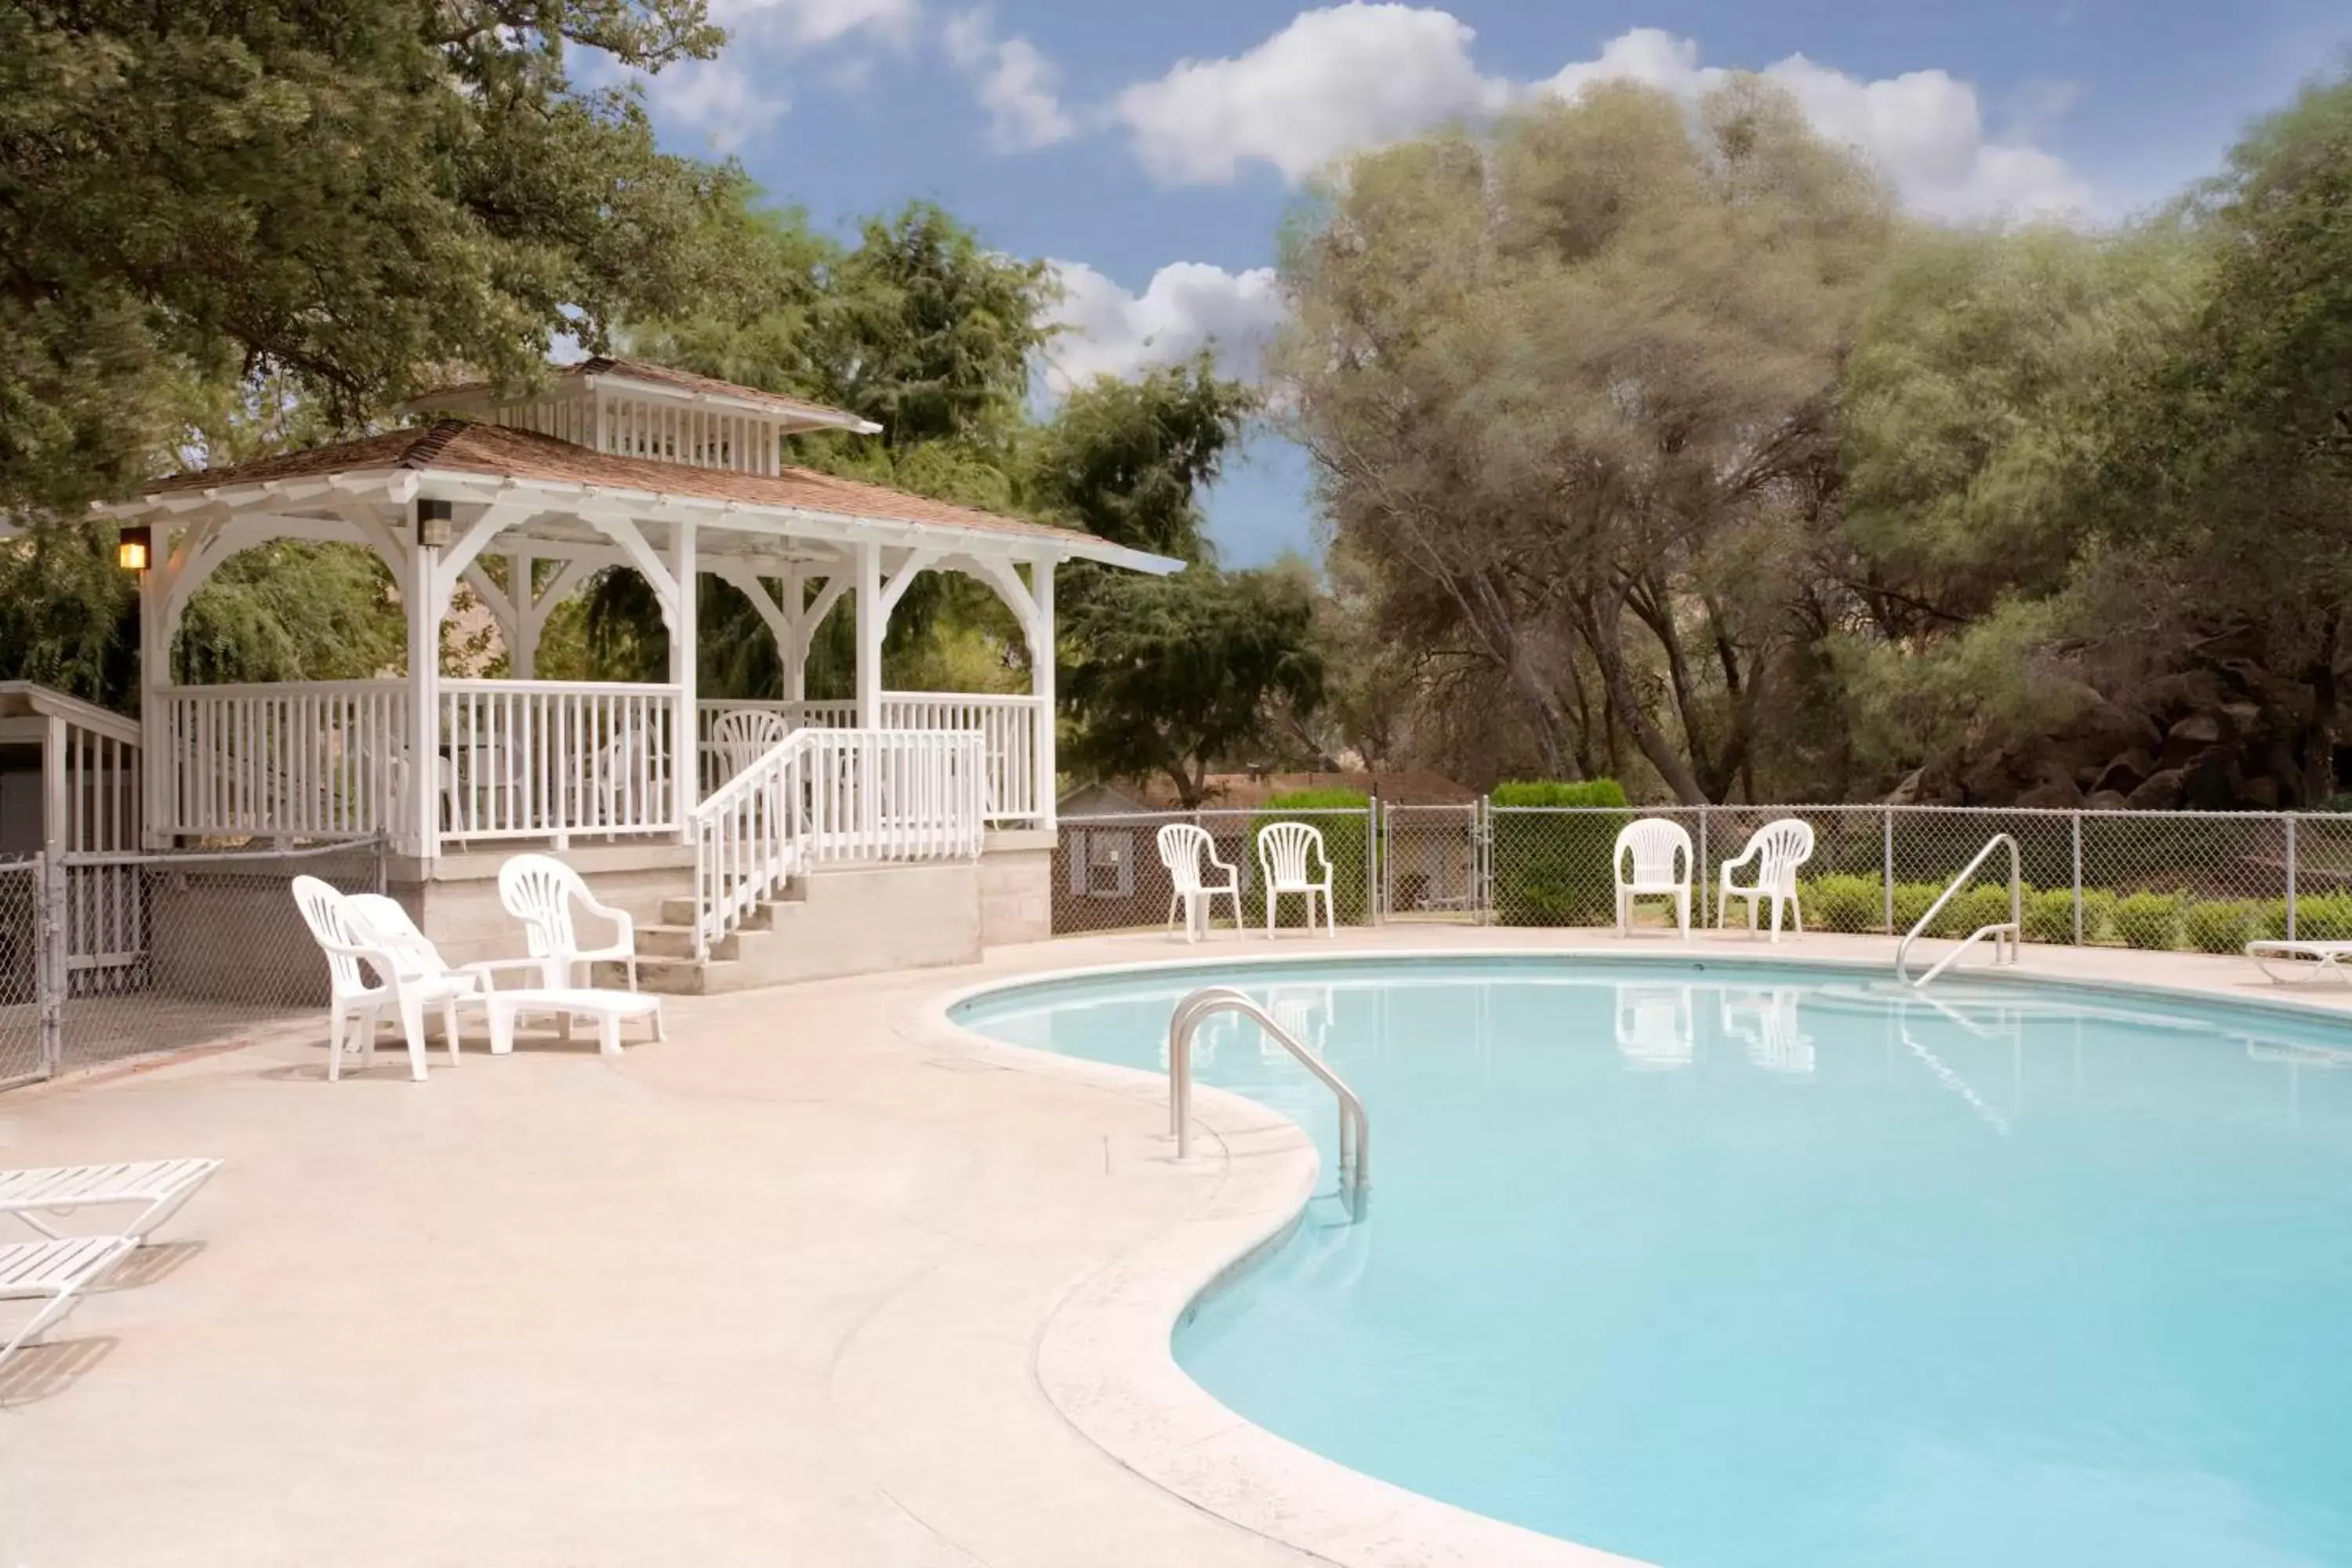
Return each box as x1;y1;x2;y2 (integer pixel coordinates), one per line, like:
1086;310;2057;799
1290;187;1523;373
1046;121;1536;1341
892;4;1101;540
415;497;454;548
115;524;151;572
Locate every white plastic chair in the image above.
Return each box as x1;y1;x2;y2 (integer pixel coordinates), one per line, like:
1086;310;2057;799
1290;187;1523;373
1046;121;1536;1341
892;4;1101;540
1718;818;1814;942
497;853;639;992
710;708;789;788
289;876;466;1082
1256;821;1336;938
347;891;546;1004
1156;823;1242;942
1613;818;1693;938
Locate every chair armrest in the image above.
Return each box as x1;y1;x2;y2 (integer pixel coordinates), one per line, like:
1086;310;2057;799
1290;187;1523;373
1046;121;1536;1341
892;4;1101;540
575;896;636;950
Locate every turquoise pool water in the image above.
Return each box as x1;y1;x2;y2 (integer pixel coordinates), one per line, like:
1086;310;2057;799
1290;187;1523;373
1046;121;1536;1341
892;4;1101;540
951;957;2352;1568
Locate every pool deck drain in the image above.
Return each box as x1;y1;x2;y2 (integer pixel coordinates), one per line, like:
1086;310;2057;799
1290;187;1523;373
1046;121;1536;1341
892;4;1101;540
2;927;2344;1566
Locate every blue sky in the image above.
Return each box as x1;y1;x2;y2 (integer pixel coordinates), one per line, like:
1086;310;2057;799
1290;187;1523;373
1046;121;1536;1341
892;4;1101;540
628;0;2352;564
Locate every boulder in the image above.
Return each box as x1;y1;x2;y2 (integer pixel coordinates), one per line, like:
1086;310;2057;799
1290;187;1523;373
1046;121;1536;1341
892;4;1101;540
2161;712;2227;768
2126;768;2187;810
2180;747;2240;811
2091;748;2155;799
2016;774;2084;810
2086;789;2131;812
2242;775;2281;811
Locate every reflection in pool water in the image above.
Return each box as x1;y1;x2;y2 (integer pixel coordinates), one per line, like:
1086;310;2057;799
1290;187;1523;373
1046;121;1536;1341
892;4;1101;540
955;958;2352;1568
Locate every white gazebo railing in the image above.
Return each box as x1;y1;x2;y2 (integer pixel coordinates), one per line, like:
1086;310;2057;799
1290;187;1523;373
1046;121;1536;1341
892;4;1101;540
440;681;681;841
162;680;411;838
159;680;1037;851
695;692;1044;826
690;727;986;956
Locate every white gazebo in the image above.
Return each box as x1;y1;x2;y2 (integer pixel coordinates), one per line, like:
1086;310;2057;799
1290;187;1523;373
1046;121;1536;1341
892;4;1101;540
96;358;1177;973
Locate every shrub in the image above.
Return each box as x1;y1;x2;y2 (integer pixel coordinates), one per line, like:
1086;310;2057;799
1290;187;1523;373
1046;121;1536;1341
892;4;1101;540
1247;789;1370;927
2021;887;2076;944
1942;883;2018;938
2111;891;2183;950
1889;881;1939;935
2183;899;2259;954
2289;892;2352;942
2078;888;2118;945
1802;873;1882;933
1490;779;1630;927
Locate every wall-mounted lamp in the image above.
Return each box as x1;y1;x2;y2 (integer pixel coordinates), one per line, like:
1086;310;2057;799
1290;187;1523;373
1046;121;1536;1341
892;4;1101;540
115;524;151;572
415;497;454;548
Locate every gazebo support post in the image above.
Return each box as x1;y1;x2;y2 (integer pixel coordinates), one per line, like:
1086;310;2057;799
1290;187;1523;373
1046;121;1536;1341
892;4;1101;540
671;519;698;843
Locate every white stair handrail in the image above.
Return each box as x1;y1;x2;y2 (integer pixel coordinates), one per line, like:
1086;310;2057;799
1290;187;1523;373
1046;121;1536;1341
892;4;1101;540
1167;986;1369;1197
1897;833;2023;989
689;724;989;959
691;728;818;958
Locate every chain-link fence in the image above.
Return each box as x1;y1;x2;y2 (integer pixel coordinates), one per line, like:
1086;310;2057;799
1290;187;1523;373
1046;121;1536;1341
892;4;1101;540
0;839;385;1091
1053;803;2352;953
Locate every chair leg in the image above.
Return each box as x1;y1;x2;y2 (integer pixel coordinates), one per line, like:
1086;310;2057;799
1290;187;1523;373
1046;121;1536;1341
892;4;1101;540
1677;890;1691;938
395;993;429;1082
326;1006;343;1082
1769;895;1784;943
598;1012;621;1057
442;998;463;1064
651;1001;666;1043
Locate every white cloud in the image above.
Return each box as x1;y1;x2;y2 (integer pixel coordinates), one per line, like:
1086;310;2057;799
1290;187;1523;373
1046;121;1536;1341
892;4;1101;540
707;0;920;47
1111;9;2087;219
1043;260;1287;392
943;10;1076;152
642;56;789;153
1114;4;1508;185
1536;30;2089;220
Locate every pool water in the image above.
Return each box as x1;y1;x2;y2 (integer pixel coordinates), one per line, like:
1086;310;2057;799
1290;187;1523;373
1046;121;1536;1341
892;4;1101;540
953;957;2352;1568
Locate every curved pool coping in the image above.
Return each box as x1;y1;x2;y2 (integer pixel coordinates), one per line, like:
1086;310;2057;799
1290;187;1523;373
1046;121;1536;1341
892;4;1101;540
899;942;2352;1568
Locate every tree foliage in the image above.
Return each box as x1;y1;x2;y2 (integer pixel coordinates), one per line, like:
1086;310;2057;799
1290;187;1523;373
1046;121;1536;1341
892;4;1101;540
1288;64;2352;810
1;0;740;517
1062;567;1326;808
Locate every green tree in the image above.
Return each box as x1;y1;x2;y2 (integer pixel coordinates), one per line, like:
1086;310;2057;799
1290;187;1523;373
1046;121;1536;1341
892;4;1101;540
2;0;739;517
1062;567;1326;808
1276;79;1895;802
1029;355;1256;561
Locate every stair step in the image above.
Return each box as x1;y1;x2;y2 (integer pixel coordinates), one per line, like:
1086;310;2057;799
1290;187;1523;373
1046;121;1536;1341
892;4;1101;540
657;888;799;927
637;924;737;960
613;954;769;996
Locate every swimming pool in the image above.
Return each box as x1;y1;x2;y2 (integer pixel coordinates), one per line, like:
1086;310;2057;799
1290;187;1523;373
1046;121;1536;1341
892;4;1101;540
952;956;2352;1568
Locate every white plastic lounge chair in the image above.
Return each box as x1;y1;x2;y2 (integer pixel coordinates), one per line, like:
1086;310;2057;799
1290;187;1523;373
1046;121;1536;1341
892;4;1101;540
498;853;639;992
2246;939;2352;984
1;1234;135;1366
482;986;665;1058
290;876;468;1083
1718;818;1814;942
1256;821;1337;938
0;1159;221;1245
1156;823;1242;942
1613;818;1693;938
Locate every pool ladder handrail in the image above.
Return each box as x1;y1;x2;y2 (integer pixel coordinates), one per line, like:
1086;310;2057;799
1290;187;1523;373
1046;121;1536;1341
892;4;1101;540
1896;833;2024;989
1168;986;1370;1191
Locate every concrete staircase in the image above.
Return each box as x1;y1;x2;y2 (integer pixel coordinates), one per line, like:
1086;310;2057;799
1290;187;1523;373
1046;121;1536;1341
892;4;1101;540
598;858;987;996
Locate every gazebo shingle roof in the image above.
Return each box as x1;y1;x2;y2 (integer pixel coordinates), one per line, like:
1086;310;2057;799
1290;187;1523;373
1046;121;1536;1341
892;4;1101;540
140;420;1090;549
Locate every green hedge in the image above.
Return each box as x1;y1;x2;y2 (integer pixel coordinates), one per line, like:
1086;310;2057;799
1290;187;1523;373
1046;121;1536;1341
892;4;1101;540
1246;789;1370;927
1491;779;1629;926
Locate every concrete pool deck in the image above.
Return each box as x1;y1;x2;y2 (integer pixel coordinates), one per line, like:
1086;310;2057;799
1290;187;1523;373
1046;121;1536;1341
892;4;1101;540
4;926;2350;1566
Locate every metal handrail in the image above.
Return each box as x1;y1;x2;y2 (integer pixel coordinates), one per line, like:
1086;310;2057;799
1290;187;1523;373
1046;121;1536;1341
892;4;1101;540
1896;832;2023;989
1168;986;1370;1191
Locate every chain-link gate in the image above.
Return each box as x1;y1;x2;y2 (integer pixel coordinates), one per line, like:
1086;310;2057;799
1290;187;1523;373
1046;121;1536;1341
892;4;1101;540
0;839;387;1093
1381;802;1486;924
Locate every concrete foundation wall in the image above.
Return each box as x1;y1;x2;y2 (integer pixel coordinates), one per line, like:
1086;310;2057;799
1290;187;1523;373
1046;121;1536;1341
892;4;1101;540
978;832;1054;947
741;862;982;986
